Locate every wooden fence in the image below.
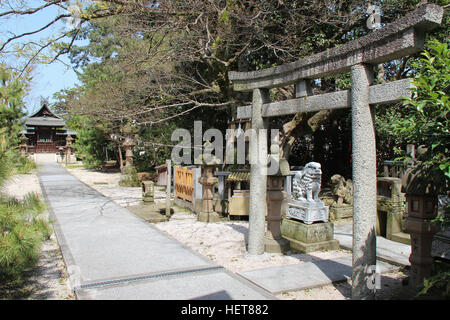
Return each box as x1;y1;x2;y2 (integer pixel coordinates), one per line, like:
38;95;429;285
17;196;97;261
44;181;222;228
175;166;194;203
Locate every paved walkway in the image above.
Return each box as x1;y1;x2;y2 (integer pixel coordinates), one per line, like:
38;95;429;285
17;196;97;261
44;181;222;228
38;161;411;299
37;162;274;300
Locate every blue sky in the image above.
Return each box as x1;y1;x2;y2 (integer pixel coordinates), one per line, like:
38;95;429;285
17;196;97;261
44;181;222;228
0;1;84;115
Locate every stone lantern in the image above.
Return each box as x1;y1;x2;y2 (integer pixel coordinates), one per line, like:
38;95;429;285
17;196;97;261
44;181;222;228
264;144;290;253
119;122;140;187
122;128;136;167
197;141;221;223
19;133;28;157
65;135;73;164
402;165;446;289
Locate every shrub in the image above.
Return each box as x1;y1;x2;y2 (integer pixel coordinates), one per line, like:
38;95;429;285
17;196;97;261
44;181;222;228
0;193;50;283
15;157;37;174
0;134;50;287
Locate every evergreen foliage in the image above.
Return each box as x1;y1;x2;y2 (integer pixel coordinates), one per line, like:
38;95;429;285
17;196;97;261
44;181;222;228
0;143;50;286
0;66;50;291
0;65;26;147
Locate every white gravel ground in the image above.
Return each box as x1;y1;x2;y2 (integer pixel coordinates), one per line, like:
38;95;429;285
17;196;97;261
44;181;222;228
2;165;407;300
66;166;408;300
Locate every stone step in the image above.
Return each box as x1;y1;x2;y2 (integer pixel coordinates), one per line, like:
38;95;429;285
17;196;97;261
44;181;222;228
238;256;398;294
334;223;411;266
390;232;411;245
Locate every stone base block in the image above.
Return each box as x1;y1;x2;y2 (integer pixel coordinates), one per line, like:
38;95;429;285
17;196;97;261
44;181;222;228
281;218;334;243
281;218;339;253
194;199;202;214
127;204;169;223
197;211;221;223
286;200;328;224
330;205;353;220
119;166;140;187
391;232;411;245
142;197;154;203
264;237;289;253
145;214;169;223
285;237;340;253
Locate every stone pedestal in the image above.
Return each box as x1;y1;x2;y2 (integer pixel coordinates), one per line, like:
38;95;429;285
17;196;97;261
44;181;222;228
197;211;221;223
265;175;289;253
283;161;338;253
119;165;140;187
281;218;339;253
286;199;329;224
405;217;439;288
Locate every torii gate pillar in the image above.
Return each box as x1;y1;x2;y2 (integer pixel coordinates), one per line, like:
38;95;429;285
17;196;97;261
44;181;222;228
350;64;377;300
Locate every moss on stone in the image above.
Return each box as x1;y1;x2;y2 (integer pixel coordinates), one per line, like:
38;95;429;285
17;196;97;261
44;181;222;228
119;165;140;187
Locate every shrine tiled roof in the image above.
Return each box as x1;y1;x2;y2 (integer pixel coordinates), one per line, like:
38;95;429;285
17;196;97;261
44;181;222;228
25;117;66;127
227;171;250;182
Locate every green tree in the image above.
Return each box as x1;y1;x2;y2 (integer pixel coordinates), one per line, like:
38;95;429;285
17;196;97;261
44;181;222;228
0;65;27;146
391;40;449;180
72;120;111;168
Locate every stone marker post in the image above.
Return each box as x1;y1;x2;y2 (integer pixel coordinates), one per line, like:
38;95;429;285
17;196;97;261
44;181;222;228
264;144;290;253
19;133;28;157
165;159;171;218
142;181;155;204
351;64;377;300
248;88;269;255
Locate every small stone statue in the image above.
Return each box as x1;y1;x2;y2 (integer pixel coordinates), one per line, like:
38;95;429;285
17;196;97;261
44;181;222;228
287;162;329;224
330;174;353;206
292;162;323;203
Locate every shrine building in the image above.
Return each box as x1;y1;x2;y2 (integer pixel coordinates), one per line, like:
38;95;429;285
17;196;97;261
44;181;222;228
20;102;77;154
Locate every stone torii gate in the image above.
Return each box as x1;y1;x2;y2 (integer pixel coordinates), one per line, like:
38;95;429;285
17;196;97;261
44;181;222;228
228;4;443;300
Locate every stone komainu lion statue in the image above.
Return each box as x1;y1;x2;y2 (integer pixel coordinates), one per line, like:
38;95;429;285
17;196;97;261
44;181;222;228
292;162;322;202
330;174;353;205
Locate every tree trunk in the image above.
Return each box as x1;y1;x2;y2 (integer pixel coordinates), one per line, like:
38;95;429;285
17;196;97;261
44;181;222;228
280;110;334;160
117;143;123;170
